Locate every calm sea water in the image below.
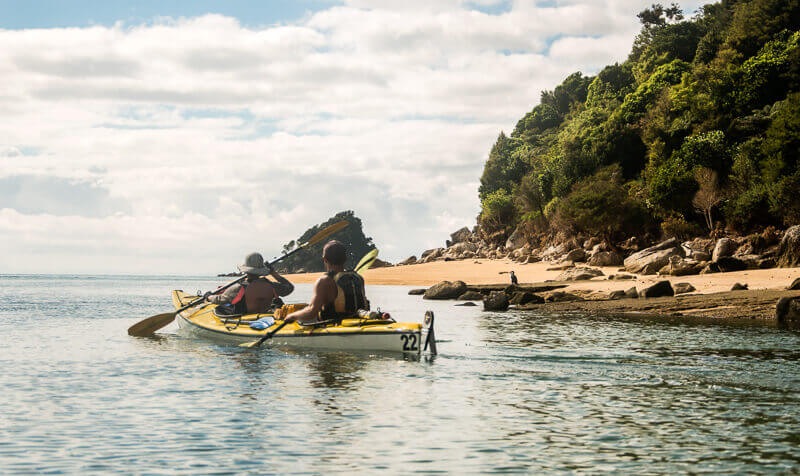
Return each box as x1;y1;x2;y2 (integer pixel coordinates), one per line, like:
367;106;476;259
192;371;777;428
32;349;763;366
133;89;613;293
1;274;799;474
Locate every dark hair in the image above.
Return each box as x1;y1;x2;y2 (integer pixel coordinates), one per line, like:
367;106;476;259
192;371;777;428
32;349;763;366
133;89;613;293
322;240;347;266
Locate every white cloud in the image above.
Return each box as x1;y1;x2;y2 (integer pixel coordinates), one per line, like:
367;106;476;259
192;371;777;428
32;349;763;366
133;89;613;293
0;1;674;274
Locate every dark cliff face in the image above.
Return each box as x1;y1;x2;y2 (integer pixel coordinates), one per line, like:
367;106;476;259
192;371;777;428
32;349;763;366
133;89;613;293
274;210;375;273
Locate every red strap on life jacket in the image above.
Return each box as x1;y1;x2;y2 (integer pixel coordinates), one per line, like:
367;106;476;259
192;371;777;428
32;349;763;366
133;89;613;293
231;285;246;305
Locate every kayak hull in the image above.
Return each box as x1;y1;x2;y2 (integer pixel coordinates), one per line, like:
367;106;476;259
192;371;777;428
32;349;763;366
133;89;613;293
172;290;433;355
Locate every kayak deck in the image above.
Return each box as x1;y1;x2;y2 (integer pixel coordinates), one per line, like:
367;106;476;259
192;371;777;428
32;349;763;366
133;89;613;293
171;290;435;354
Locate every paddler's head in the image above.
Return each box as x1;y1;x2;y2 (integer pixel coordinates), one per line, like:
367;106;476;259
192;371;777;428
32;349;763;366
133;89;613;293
322;240;346;272
238;252;271;281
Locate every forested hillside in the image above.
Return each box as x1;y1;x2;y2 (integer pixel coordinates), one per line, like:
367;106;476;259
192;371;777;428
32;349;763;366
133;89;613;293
478;0;799;246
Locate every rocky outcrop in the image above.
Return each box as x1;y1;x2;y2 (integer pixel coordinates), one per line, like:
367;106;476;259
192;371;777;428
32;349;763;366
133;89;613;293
509;291;544;305
457;290;485;301
623;238;685;275
715;256;747;272
419;248;445;263
608;290;627;300
776;297;800;324
659;256;702;276
483;291;509;311
564;248;586;262
546;291;584;302
588;251;623;267
624;287;638;299
505;227;527;250
731;283;748;290
556;267;604;281
788;278;800;290
449;227;472;245
608;274;635;280
778;225;800;268
673;282;696;294
712;238;737;262
398;256;417;266
639;280;674;298
423;281;467;300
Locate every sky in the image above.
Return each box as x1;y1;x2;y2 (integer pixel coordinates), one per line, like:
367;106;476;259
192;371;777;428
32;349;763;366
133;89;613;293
0;0;705;275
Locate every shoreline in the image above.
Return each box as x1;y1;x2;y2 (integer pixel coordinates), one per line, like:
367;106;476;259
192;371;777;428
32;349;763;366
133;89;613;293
282;259;800;321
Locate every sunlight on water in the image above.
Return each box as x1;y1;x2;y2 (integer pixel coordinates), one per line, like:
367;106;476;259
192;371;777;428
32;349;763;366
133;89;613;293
1;275;799;473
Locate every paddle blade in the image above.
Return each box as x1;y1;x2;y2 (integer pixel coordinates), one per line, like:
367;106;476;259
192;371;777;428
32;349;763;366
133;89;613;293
127;312;176;337
238;340;260;348
355;248;379;275
305;221;348;247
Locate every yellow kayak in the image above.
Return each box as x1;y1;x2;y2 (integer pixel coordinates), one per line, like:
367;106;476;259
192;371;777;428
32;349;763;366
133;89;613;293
171;290;436;355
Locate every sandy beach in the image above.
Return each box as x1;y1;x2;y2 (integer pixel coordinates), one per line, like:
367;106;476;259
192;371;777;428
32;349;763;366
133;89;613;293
284;258;800;294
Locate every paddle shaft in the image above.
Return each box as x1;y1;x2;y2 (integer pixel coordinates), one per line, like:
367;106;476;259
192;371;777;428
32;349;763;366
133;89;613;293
251;320;290;347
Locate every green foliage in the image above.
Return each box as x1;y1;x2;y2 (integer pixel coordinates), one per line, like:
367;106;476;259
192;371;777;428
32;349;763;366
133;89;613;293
477;1;800;236
737;30;800;110
618;59;691;123
478;132;528;201
646;131;730;213
555;166;650;241
479;189;515;232
512;103;561;138
540;72;593;115
586;63;636;109
661;214;702;240
275;211;374;273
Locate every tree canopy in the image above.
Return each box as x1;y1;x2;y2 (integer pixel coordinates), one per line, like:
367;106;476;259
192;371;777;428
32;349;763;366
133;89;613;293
477;0;800;239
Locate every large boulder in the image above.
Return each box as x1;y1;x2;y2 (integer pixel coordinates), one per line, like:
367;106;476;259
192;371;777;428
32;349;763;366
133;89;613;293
448;242;477;257
564;248;586;262
556;267;604;281
712;238;737;262
776;297;800;325
624;287;639;299
546;291;584;302
623;238;685;275
449;227;472;245
457;290;485;301
505;227;527;250
639;280;674;298
583;237;601;250
659;256;702;276
423;281;467;300
788;278;800;290
483;291;509;311
509;291;544;305
673;282;696;294
588;251;623;267
398;256;417;266
716;256;747;273
778;225;800;268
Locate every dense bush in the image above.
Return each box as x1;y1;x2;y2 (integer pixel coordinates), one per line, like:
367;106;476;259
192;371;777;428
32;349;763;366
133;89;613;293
476;0;800;238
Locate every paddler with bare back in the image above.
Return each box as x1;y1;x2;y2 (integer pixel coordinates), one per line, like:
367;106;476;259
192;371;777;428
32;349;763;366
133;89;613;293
205;252;294;314
284;240;368;324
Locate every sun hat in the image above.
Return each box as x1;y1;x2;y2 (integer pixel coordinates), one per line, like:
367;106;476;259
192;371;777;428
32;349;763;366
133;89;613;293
238;252;271;275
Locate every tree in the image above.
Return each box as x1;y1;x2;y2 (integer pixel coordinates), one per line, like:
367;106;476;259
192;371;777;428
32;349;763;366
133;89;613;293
692;167;724;232
555;165;650;245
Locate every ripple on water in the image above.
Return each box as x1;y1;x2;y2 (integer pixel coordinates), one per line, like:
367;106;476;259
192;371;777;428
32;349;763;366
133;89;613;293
0;276;799;473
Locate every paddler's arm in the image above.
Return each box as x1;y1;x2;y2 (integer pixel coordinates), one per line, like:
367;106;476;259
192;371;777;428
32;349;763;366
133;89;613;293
206;284;240;304
284;276;333;323
265;265;294;297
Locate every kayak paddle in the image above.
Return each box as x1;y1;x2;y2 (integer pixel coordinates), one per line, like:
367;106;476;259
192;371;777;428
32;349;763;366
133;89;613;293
354;248;378;275
127;220;349;337
238;319;291;348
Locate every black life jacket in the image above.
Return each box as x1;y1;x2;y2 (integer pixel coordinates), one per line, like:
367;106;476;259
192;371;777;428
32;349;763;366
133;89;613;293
320;271;368;320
